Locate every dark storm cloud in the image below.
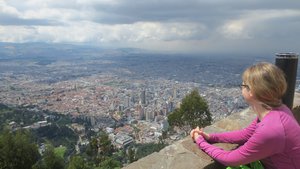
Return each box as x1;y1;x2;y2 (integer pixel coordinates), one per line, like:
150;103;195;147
89;0;300;25
90;0;232;24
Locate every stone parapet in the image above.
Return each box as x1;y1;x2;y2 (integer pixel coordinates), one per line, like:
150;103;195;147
123;108;256;169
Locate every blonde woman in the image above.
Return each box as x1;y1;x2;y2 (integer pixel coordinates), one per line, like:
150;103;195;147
191;62;300;169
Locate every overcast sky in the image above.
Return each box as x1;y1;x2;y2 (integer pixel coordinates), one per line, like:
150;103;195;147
1;0;300;54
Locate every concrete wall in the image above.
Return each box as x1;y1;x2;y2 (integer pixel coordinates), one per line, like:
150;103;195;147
123;108;256;169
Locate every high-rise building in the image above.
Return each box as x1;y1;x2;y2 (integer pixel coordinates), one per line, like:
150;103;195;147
169;101;174;112
145;109;154;122
163;108;167;117
173;87;177;99
145;109;149;121
125;109;132;121
118;104;124;112
130;92;136;104
125;96;130;108
109;102;115;111
90;116;96;126
140;90;146;105
137;104;144;120
167;96;175;113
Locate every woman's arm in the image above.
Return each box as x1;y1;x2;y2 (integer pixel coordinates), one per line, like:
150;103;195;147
196;123;285;166
208;117;258;145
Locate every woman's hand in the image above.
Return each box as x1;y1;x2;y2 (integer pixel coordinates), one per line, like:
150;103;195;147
190;126;210;141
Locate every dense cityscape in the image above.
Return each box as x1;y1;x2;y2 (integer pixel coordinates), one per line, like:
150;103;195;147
0;43;299;167
0;43;254;146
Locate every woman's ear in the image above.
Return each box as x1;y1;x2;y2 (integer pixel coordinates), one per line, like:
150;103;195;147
249;90;254;98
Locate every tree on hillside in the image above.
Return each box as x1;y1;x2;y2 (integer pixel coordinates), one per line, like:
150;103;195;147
168;88;212;131
127;146;136;163
67;155;90;169
32;144;65;169
134;142;167;160
86;137;98;158
181;89;212;128
167;108;183;127
98;132;113;156
97;156;122;169
0;130;40;169
85;131;115;166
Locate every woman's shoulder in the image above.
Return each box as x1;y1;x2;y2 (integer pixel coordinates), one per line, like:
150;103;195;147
271;104;292;114
257;110;286;135
272;105;297;122
260;105;299;135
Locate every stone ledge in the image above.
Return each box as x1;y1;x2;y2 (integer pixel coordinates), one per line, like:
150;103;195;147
123;108;256;169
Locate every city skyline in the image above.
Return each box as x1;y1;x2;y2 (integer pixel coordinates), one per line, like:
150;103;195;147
0;0;299;54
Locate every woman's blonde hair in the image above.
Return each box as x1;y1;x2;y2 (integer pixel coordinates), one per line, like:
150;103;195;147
242;62;287;108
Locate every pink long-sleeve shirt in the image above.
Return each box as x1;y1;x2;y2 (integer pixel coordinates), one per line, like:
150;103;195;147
196;105;300;169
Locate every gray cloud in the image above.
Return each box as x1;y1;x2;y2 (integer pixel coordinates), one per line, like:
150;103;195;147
89;0;300;24
0;0;299;53
0;13;60;26
90;0;233;24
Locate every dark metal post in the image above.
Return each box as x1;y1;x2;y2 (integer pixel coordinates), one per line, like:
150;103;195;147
275;53;299;109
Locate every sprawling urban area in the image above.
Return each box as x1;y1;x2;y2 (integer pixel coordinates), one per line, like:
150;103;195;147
0;42;299;156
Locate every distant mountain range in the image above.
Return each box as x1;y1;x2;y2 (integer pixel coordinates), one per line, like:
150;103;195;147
0;42;148;60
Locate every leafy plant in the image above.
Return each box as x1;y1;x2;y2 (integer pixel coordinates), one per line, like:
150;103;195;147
168;88;212;130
